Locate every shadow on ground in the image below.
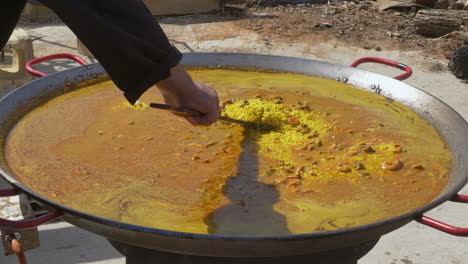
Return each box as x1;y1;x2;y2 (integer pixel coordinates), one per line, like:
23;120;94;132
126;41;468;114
158;12;278;25
32;60;88;76
0;223;123;264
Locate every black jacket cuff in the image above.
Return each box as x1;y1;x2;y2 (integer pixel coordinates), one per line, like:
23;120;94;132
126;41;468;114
123;46;183;105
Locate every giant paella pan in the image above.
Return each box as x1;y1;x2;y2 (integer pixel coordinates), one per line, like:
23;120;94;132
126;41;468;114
0;53;467;257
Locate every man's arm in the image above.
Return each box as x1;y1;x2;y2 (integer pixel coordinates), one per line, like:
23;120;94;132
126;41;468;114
0;1;27;51
39;0;220;125
39;0;181;104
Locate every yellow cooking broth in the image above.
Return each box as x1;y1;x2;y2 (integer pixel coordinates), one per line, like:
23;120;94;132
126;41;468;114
281;198;388;233
224;99;328;163
64;182;209;234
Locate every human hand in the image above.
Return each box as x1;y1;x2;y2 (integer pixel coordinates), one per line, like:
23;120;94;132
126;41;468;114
156;65;220;126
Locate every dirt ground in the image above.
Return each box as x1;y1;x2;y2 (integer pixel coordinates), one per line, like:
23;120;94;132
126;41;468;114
17;1;467;61
219;1;467;60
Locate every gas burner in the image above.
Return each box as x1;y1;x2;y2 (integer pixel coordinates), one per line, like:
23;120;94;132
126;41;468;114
109;239;379;264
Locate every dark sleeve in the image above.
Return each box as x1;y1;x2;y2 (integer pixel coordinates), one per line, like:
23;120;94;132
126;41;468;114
0;1;27;51
39;0;182;104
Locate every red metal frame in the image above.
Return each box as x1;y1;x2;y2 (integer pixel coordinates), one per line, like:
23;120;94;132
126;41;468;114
25;53;88;77
417;194;468;236
451;194;468;203
0;212;61;229
350;57;413;81
0;189;18;197
0;189;61;229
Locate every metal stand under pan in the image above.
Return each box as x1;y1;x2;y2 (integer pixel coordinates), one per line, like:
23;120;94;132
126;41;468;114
109;239;379;264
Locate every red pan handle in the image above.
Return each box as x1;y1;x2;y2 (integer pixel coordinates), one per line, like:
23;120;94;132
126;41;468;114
350;57;413;81
25;53;88;77
416;194;468;236
0;189;61;229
